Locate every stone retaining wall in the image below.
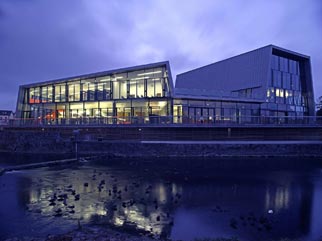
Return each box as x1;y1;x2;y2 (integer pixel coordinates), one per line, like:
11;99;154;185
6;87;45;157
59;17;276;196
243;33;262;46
80;141;322;157
1;128;322;157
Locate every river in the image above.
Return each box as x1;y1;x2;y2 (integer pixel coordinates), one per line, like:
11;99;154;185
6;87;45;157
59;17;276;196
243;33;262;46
1;156;322;241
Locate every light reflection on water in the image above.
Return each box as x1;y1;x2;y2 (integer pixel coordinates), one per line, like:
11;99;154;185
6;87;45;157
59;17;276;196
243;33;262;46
1;159;322;241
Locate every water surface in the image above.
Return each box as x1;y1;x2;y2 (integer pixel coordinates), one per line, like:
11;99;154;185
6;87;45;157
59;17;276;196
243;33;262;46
1;157;322;241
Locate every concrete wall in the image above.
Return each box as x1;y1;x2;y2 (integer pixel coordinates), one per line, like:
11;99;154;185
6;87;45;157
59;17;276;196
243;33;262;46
1;127;322;157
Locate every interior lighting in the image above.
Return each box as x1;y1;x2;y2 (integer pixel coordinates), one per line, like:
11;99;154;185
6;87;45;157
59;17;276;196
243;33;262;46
111;76;124;81
137;71;162;76
130;77;147;81
100;78;110;82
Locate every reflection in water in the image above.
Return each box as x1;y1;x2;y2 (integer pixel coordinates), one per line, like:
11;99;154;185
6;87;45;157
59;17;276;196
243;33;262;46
265;185;290;211
22;166;182;239
1;161;322;241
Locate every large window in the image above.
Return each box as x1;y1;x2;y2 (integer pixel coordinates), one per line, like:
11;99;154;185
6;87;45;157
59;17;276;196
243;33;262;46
119;80;127;99
289;59;299;74
113;81;120;99
285;90;293;105
129;80;137;98
21;64;171;125
84;102;99;117
137;79;145;98
97;83;104;100
54;84;66;102
282;73;291;89
132;100;148;124
29;87;40;104
291;75;300;91
100;101;114;124
97;77;112;100
68;82;80;102
147;79;155;97
272;70;282;88
279;57;289;72
271;55;279;70
154;78;163;97
116;101;131;124
41;87;48;103
70;103;84;118
88;82;96;101
269;55;305;115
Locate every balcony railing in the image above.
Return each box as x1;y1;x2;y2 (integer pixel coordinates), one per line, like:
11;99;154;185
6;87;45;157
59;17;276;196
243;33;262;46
5;115;322;127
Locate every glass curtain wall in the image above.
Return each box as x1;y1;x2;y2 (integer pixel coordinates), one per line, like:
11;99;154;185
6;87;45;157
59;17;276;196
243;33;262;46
266;54;307;123
173;99;260;124
20;65;171;125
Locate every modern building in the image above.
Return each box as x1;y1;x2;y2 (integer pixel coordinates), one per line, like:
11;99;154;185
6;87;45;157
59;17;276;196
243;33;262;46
15;45;315;126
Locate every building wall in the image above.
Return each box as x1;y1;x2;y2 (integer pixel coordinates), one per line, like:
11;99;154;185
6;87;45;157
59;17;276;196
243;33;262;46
261;47;315;119
175;45;315;119
173;98;261;124
15;45;315;126
176;45;272;99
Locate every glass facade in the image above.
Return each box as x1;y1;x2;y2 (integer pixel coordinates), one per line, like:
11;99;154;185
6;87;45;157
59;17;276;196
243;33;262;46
263;54;308;122
173;99;260;124
16;47;314;126
19;65;172;125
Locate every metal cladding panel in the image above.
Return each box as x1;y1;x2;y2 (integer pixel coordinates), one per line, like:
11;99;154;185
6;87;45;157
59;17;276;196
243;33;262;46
176;46;272;100
15;86;25;118
302;59;315;115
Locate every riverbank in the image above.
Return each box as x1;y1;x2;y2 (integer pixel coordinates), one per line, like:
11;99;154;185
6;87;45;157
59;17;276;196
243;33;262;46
1;139;322;158
0;158;78;176
3;225;155;241
3;226;301;241
1;126;322;157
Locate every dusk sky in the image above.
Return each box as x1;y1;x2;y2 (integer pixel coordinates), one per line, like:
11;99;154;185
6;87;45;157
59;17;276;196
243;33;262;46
0;0;321;111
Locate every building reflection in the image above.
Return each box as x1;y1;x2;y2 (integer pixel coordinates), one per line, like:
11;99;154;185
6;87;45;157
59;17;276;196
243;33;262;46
18;167;315;240
263;178;312;237
21;167;182;239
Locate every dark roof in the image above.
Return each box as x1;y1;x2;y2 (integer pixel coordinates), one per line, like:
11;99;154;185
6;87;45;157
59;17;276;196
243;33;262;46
0;110;13;116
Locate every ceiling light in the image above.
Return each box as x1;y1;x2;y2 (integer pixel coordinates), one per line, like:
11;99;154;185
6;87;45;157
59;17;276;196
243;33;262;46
137;71;162;76
130;77;147;80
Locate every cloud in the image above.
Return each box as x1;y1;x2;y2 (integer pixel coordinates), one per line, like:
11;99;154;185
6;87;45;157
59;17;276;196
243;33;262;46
0;0;321;110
